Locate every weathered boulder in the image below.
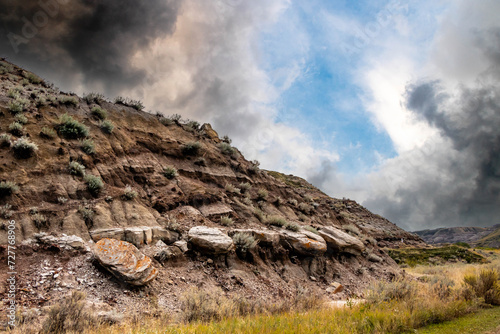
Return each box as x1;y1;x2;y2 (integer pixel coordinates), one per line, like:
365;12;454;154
200;123;221;143
151;226;179;244
124;226;152;247
188;226;234;254
318;226;366;256
93;238;158;286
173;240;189;253
154;245;184;263
367;253;383;262
230;229;280;247
90;228;125;242
279;230;327;256
33;233;88;251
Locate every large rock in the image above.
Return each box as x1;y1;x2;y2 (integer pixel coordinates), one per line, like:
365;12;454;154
188;226;234;254
124;226;152;247
90;228;125;242
151;226;179;244
318;226;366;255
34;233;89;251
279;230;327;256
93;238;158;286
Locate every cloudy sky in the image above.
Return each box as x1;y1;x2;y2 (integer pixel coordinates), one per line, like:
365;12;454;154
1;0;499;231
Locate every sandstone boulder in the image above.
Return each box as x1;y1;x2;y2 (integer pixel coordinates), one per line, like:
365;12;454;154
34;233;88;251
90;228;125;242
124;226;152;247
279;230;327;256
188;226;234;254
318;226;366;255
93;238;158;286
173;240;189;253
151;226;179;244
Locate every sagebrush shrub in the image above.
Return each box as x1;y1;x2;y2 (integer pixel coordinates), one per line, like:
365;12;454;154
218;142;236;156
182;141;201;156
8;122;23;136
0;181;19;197
463;269;500;305
122;185;137;200
194;157;207;166
0;204;12;219
220;216;234;226
266;215;287;227
304;226;319;234
33;213;49;229
0;133;12;147
248;160;260;174
25;72;42;84
8;100;24;114
69;161;86;176
257;189;268;201
225;183;241;194
80;139;95;155
100;120;114;134
40;126;57;139
58;114;89;139
239;182;252;193
84;92;104;104
285;222;300;232
233;232;258;253
12;137;38;158
14;113;28;124
91;106;107;120
58;95;78;106
41;291;96;334
78;205;95;227
163;166;178;179
84;174;104;196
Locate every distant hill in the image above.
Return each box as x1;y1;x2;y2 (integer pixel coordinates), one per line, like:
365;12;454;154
415;224;500;248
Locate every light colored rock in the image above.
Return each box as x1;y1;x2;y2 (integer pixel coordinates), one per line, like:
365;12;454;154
151;226;178;244
319;226;366;255
201;123;221;142
188;226;234;254
173;240;189;253
93;238;158;286
367;253;383;262
124;227;145;246
279;230;327;256
154;245;183;262
34;233;88;251
199;204;233;217
330;282;344;294
90;228;125;242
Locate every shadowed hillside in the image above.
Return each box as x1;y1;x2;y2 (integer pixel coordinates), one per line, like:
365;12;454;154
0;59;424;327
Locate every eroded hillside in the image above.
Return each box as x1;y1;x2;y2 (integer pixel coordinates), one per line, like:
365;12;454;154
0;59;423;323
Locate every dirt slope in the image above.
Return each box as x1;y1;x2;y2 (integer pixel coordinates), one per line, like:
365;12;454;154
0;59;424;323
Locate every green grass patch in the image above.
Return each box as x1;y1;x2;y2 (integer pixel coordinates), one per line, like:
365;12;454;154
388;246;488;267
416;306;500;334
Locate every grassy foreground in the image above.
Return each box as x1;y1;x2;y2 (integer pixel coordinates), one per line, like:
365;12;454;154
11;250;500;334
416;306;500;334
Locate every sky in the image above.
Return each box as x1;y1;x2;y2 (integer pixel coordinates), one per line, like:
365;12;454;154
1;0;499;231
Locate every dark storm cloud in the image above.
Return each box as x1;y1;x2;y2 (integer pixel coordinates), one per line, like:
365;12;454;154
363;28;500;231
0;0;181;94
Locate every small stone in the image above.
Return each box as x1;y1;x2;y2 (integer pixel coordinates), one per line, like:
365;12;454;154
207;259;214;265
309;276;317;281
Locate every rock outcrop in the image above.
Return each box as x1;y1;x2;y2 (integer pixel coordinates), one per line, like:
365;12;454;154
279;230;327;256
188;226;234;254
318;227;365;255
93;238;158;286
